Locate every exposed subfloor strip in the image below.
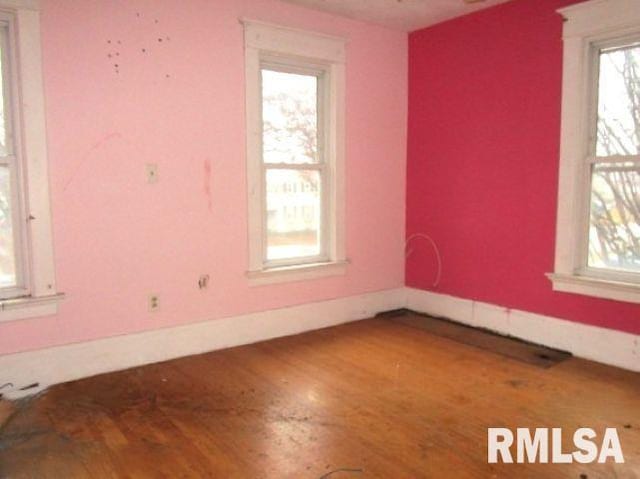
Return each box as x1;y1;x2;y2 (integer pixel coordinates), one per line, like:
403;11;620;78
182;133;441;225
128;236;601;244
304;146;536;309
378;309;571;368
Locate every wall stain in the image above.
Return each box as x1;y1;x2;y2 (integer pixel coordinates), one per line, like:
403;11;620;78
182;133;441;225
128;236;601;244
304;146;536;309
63;133;122;192
204;159;213;213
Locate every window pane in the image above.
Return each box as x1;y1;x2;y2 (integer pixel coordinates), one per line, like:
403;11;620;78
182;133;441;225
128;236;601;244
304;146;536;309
0;165;16;287
266;169;321;261
596;43;640;157
0;28;8;157
262;68;319;164
588;162;640;273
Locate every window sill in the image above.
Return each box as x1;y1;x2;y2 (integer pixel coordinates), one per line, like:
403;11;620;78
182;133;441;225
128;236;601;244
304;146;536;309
247;260;349;286
0;293;64;323
546;273;640;304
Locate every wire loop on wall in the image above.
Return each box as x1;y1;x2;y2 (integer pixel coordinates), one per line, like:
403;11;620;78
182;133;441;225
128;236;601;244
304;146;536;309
405;233;442;288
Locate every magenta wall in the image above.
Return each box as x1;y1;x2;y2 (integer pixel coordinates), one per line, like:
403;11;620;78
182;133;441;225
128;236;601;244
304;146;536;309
406;0;640;335
0;0;407;355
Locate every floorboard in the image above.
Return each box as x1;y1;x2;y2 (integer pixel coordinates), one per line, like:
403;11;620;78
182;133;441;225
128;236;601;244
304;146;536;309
0;318;638;478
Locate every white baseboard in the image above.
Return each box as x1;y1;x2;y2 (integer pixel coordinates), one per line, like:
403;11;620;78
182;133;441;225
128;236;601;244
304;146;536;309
406;288;640;373
0;288;407;399
2;287;636;400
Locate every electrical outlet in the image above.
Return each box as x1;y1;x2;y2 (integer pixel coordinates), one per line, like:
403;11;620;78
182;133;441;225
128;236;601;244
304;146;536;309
149;294;159;312
146;163;158;184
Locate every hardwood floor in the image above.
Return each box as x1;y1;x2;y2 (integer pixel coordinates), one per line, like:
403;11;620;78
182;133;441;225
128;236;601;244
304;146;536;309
0;316;638;478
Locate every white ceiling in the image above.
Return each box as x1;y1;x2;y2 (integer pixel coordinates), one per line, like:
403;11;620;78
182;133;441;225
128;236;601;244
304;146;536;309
279;0;511;32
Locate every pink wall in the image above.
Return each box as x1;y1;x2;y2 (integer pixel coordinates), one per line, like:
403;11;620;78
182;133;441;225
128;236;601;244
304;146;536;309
0;0;407;355
407;0;640;335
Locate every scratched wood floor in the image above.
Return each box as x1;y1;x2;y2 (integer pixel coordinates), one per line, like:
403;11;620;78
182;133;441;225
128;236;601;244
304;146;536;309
0;317;639;478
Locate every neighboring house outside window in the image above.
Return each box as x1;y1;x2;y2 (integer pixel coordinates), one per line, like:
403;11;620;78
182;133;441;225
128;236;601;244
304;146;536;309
549;0;640;303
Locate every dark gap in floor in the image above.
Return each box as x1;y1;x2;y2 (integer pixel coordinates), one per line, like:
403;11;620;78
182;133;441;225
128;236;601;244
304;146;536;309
377;309;571;368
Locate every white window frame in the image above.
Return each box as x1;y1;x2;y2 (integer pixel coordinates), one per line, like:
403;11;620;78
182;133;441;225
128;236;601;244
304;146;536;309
260;58;330;269
0;0;62;322
548;0;640;304
243;19;347;286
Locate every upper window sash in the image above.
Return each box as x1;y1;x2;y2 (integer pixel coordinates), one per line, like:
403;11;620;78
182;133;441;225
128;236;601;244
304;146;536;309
591;36;640;160
260;59;327;167
0;16;14;158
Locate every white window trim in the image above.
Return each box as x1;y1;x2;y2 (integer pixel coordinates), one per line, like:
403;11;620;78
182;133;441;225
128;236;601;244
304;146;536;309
549;0;640;304
242;19;347;286
0;0;62;322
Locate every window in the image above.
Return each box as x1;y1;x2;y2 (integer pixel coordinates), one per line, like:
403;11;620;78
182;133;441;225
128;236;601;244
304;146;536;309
243;20;347;285
589;41;640;275
0;14;23;296
0;1;61;321
262;65;324;264
549;0;640;303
